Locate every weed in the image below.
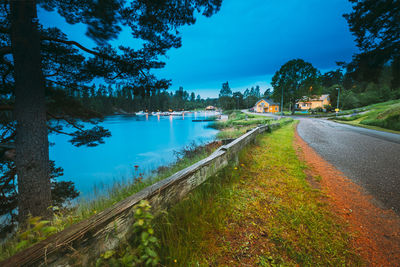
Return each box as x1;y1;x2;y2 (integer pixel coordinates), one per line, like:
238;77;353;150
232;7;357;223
15;216;58;251
96;200;160;266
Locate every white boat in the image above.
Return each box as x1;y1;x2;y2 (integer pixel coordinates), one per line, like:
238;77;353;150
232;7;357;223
151;112;161;116
171;111;183;116
135;111;148;116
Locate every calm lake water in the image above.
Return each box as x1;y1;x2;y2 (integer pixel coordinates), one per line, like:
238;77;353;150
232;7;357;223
49;112;218;196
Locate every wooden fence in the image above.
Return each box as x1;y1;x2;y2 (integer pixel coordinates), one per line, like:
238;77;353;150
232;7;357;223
1;121;287;266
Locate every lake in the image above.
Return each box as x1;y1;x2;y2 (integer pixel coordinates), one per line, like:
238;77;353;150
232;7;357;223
49;112;219;197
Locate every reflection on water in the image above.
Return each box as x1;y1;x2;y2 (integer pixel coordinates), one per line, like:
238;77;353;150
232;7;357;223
49;112;218;196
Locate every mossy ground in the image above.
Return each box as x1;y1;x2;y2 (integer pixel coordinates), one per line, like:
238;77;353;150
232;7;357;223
155;123;362;266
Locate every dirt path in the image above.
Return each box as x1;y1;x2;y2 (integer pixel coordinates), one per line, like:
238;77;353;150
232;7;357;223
295;125;400;266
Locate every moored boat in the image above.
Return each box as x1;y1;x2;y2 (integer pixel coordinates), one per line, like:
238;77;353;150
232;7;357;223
135;111;148;116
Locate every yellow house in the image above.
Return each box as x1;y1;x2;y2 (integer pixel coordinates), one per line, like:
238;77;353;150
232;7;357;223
254;99;280;113
296;94;330;110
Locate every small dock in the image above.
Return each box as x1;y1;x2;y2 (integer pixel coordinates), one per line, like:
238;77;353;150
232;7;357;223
192;119;215;122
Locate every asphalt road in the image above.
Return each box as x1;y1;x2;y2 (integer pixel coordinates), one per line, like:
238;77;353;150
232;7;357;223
297;118;400;214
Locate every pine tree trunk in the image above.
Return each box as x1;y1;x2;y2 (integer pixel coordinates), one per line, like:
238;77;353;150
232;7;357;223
10;0;52;220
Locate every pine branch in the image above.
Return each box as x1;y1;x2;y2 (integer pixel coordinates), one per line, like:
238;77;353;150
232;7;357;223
41;37;100;57
0;131;15;144
41;36;148;78
0;26;9;34
44;69;61;78
47;112;85;132
0;46;11;57
1;53;13;85
0;105;13;111
47;126;73;136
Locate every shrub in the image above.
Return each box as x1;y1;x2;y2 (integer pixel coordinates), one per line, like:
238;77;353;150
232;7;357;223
96;200;160;266
361;114;400;131
334;114;363;121
312;107;324;113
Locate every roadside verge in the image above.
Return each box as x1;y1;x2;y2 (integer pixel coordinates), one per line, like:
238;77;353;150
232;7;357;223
156;122;363;266
295;125;400;266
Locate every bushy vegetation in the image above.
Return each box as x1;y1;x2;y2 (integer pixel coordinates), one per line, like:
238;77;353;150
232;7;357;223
96;200;160;266
334;114;363;121
338;81;400;110
209;111;273;131
208;111;275;139
215;126;253;140
333;100;400;132
359;103;400;131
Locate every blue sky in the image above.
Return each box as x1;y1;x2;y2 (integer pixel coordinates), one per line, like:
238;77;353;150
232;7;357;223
39;0;358;98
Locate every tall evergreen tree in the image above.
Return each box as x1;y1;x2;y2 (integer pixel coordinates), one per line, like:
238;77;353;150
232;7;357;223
344;0;400;88
219;81;232;97
0;0;222;220
218;81;234;110
263;88;271;98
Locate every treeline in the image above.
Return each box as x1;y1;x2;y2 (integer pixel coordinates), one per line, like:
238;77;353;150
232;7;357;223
71;85;218;114
323;66;400;110
69;82;269;114
72;60;400;115
217;61;400;114
217;82;271;110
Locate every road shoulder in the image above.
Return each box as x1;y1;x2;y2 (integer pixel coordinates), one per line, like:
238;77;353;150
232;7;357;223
295;125;400;266
331;119;400;135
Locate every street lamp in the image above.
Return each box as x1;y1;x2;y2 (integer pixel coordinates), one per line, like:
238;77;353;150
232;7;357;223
336;87;340;117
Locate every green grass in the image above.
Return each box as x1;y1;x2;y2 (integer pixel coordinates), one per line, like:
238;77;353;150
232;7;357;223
153;123;362;266
332;99;400;132
215;126;253;139
214;117;291;140
210;110;273;130
333;114;363;121
154;164;241;265
0;142;220;261
210;110;276;140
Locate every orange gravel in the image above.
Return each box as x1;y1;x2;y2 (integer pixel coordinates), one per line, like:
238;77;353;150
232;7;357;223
295;125;400;266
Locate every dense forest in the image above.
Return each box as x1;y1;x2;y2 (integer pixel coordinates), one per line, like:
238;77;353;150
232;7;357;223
72;84;217;114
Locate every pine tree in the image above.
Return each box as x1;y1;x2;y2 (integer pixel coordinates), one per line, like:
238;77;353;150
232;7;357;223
0;0;222;220
344;0;400;88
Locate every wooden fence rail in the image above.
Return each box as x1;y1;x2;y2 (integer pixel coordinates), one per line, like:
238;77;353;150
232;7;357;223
1;121;287;266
